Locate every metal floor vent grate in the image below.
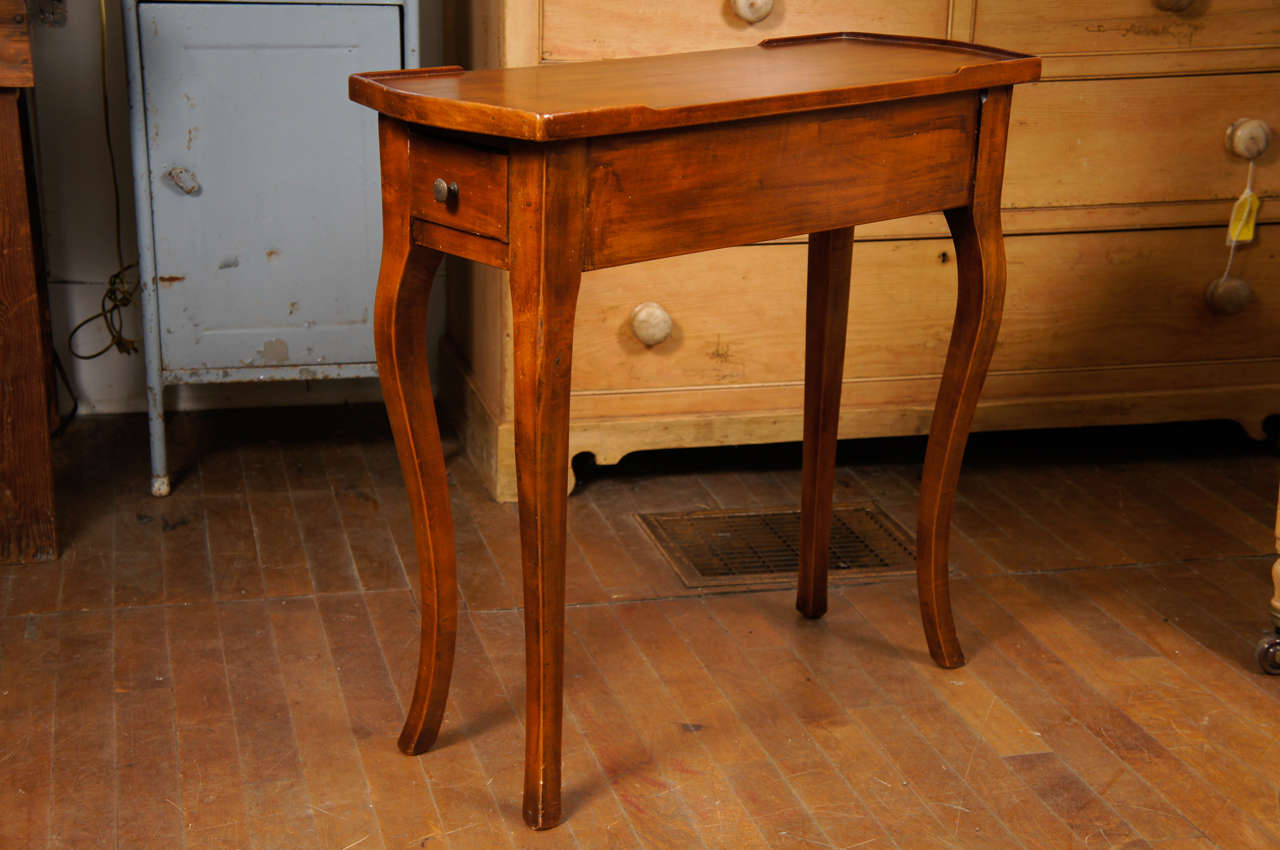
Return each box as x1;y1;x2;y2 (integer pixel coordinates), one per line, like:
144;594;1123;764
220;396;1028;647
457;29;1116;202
638;501;916;589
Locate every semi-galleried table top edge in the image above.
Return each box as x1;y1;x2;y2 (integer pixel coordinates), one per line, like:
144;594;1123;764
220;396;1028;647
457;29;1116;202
349;32;1042;142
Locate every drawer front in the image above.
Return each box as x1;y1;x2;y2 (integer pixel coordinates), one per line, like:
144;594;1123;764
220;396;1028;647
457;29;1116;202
541;0;951;61
1004;74;1278;213
410;132;508;241
585;94;977;269
570;226;1280;396
974;1;1280;60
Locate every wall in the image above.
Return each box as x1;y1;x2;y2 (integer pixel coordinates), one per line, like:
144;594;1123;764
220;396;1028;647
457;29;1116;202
31;0;443;415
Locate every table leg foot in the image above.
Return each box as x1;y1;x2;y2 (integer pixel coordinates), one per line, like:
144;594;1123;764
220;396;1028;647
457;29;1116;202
797;227;854;621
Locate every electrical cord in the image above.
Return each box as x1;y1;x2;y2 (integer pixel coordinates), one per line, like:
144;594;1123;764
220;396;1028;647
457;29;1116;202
67;0;139;361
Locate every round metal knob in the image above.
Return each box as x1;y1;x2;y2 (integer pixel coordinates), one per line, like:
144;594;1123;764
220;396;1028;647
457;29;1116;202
432;177;459;203
630;301;673;346
731;0;773;24
1205;275;1252;315
1226;118;1271;160
1152;0;1194;11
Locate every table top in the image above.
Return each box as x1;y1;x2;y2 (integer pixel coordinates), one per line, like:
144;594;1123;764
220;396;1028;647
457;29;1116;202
349;32;1041;142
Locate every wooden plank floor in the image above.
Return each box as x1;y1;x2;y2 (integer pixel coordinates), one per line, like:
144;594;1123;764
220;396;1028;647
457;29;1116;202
3;405;1279;849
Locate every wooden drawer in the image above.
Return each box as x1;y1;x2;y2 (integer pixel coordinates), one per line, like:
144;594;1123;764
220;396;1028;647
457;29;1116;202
1004;74;1278;216
569;225;1279;402
540;0;950;61
973;0;1280;60
410;132;508;241
584;93;977;268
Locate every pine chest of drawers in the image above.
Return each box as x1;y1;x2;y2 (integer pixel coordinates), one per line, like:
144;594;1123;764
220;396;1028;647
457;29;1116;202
440;0;1279;500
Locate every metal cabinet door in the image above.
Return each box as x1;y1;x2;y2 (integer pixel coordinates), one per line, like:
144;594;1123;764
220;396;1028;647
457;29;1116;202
139;2;400;374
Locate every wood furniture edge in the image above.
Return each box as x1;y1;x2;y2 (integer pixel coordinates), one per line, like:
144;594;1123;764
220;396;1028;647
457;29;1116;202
350;33;1041;141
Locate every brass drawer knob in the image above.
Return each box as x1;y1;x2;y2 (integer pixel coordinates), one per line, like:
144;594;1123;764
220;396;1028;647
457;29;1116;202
731;0;773;24
1226;118;1272;160
1205;275;1252;315
432;177;459;203
1152;0;1194;11
630;301;673;346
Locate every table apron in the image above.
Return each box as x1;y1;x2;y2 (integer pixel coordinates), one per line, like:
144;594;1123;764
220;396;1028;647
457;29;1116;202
582;91;981;270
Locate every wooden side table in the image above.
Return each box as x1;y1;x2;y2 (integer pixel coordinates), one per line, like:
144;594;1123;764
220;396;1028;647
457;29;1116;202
350;32;1041;829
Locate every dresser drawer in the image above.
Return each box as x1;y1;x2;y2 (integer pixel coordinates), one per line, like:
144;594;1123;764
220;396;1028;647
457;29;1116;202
974;0;1280;60
541;0;950;61
1004;74;1277;216
569;226;1279;399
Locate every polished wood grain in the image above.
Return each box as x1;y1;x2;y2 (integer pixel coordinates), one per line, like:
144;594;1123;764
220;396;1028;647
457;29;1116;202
349;33;1040;141
582;94;976;268
355;35;1040;828
507;141;590;828
796;227;854;620
918;86;1012;668
409;130;509;241
373;117;458;757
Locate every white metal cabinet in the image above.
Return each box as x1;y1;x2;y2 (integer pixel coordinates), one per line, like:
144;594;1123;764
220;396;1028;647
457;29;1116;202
124;0;417;495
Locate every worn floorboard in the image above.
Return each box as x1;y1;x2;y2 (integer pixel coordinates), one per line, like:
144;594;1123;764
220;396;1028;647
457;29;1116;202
2;408;1277;848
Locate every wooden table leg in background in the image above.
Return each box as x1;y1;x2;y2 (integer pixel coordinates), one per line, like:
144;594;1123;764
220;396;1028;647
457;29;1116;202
796;226;855;619
0;88;55;563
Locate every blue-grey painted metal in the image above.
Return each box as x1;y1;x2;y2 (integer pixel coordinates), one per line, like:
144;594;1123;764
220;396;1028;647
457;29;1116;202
123;0;418;496
122;0;170;496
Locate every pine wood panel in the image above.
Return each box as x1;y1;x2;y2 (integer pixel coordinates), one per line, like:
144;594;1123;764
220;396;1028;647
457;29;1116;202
1005;74;1279;212
569;225;1280;399
539;0;952;61
973;0;1280;60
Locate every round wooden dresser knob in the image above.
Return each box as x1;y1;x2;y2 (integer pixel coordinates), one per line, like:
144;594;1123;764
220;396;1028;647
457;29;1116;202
1205;275;1252;315
1152;0;1195;11
1226;118;1272;160
731;0;773;24
630;301;673;346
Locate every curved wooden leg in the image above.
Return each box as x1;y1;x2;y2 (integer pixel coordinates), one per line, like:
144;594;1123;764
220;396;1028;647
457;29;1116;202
797;227;854;619
919;205;1005;669
508;142;588;830
374;117;458;754
917;87;1013;670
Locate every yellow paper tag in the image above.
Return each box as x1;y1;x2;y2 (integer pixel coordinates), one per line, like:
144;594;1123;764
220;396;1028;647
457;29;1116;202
1227;189;1259;245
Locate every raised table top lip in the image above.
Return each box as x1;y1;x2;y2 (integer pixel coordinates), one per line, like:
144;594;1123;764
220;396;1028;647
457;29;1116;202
349;31;1042;142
